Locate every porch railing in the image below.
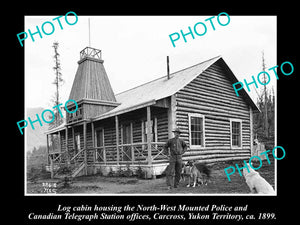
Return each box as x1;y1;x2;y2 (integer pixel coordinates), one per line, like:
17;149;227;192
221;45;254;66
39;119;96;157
47;142;168;177
48;142;168;165
90;142;168;164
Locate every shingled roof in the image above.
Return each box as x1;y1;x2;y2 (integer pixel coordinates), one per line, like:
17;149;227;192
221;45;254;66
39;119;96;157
69;47;117;103
92;55;258;122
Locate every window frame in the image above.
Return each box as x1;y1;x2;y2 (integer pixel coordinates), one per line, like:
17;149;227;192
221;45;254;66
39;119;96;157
230;119;243;149
188;113;205;149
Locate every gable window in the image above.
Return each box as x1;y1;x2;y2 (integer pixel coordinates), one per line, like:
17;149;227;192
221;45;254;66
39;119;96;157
230;119;242;148
188;113;205;148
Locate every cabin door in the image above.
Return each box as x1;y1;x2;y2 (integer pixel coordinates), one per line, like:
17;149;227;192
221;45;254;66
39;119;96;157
122;123;132;161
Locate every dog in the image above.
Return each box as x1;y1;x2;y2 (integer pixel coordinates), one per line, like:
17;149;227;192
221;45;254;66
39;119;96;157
183;160;211;187
180;162;190;182
243;163;275;194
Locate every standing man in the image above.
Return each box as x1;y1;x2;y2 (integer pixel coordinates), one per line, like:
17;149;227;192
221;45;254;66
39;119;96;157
164;128;187;189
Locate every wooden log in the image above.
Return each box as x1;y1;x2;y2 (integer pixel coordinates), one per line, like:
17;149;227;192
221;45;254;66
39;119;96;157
178;86;247;108
177;105;249;121
181;156;250;164
185;149;250;155
176;93;249;113
190;78;239;97
176;99;249;118
183;81;241;101
182;153;250;161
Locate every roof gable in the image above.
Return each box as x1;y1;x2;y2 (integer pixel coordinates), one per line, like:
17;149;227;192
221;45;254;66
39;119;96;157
92;55;258;121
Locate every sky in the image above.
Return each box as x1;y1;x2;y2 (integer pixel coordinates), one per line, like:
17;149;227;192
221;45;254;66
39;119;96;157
24;15;276;109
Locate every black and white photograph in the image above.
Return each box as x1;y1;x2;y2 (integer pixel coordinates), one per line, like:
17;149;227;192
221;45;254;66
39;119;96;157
15;8;298;225
24;15;276;195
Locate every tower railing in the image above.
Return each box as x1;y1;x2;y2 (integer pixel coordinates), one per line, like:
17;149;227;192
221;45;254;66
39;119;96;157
80;47;102;60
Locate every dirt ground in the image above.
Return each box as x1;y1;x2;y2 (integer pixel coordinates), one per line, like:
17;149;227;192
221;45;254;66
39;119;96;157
27;159;275;195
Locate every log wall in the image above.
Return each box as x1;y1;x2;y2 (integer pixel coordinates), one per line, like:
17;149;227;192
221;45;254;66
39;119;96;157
175;61;252;163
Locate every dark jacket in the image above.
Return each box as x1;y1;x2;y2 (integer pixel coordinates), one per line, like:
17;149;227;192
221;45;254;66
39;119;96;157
164;137;187;158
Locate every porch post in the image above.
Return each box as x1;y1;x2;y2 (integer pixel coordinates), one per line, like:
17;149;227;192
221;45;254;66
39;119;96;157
46;134;50;165
91;122;95;147
65;126;70;165
102;129;107;164
58;131;61;152
168;95;176;139
147;106;152;165
72;127;75;150
91;122;96;163
50;157;54;179
83;121;88;175
130;122;134;164
115;116;120;165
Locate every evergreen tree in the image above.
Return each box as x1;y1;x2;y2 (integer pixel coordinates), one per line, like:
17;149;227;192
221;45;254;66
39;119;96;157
253;52;275;149
49;41;64;129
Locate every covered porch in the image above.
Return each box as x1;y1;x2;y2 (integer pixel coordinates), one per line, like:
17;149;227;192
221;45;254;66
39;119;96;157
46;100;174;178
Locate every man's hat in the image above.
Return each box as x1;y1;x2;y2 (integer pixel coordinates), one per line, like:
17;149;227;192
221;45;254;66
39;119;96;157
172;128;182;133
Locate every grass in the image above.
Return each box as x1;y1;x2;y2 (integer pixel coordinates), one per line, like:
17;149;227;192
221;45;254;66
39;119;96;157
26;159;275;195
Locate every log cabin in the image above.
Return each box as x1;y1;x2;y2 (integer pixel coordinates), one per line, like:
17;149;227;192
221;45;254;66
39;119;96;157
45;46;259;178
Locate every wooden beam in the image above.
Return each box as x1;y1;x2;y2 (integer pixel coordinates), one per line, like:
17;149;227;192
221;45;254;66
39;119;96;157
65;126;70;165
46;134;50;165
72;127;75;150
83;122;87;175
102;128;106;164
147;106;152;165
91;122;96;163
58;131;61;152
130;122;134;164
120;124;123;161
168;95;176;139
115;116;120;165
91;122;95;147
65;127;68;150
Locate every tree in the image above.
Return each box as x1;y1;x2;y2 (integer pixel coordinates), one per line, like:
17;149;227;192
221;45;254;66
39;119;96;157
49;41;64;129
253;52;275;149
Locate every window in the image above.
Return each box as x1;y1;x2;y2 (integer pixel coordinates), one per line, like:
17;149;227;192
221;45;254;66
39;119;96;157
230;119;242;148
67;105;83;122
188;113;205;148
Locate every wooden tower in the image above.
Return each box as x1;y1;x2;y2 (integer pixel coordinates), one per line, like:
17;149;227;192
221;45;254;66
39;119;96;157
67;47;120;123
